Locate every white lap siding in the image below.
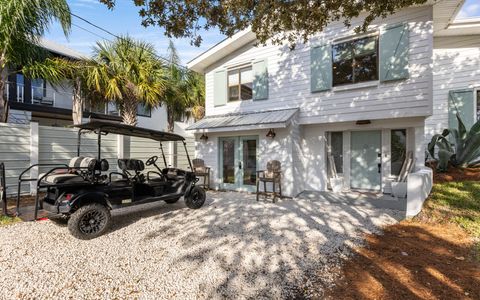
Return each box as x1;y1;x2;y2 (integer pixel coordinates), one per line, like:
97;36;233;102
203;6;433;124
425;35;480;143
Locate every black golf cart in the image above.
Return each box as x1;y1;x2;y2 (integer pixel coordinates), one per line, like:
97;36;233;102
16;121;206;240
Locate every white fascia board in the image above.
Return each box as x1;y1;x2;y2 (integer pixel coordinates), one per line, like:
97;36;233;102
187;29;256;73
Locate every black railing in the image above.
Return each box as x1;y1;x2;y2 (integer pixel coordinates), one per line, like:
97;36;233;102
1;162;7;215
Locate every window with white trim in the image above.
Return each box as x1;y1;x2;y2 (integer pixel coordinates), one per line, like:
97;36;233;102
332;35;379;86
228;66;252;101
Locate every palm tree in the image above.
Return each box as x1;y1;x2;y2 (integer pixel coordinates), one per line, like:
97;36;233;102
0;0;71;122
162;41;205;132
85;37;166;126
23;57;102;124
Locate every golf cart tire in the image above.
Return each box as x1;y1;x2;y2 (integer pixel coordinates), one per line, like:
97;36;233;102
185;186;206;209
165;198;180;204
68;203;111;240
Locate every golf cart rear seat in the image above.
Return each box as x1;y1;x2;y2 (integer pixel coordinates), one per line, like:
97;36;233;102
40;157;107;184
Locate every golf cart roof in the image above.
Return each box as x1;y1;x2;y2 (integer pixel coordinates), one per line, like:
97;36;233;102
75;121;185;142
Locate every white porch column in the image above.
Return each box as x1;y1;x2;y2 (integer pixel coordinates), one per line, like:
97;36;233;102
29;122;39;194
342;131;351;190
414;125;426;168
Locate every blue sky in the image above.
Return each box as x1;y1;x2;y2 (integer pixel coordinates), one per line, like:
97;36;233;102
45;0;225;64
457;0;480;19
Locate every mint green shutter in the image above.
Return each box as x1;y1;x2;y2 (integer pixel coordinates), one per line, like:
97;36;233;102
379;23;409;82
213;70;227;106
310;44;332;92
448;89;475;130
253;59;268;100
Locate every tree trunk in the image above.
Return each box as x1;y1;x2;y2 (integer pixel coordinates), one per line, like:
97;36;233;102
0;71;9;123
167;106;174;133
121;96;138;126
72;78;83;125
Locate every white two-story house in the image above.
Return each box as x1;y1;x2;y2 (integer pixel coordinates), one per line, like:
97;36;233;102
187;0;480;198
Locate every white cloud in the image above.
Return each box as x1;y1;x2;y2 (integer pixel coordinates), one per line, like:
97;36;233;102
71;0;101;9
457;0;480;19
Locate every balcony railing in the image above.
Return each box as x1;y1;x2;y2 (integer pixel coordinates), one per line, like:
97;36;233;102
3;81;120;118
3;81;69;107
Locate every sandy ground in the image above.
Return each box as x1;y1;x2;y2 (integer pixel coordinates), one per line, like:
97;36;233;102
0;191;401;299
325;222;480;300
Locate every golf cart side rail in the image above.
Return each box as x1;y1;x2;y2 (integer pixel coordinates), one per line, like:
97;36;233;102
16;163;69;215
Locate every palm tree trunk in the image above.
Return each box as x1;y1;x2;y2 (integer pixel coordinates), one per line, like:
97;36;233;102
166;106;175;133
0;64;9;123
0;79;8;123
121;96;138;126
72;78;83;125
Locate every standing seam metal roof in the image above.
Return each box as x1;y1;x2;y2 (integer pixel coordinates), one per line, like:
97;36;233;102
186;108;298;130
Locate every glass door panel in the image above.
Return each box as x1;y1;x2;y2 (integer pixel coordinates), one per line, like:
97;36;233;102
241;138;257;186
221;138;236;185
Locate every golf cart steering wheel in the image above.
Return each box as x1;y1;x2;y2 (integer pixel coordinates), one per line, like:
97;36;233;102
146;155;158;166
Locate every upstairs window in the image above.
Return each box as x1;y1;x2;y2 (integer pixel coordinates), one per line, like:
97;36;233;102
137;103;151;117
228;66;252;101
332;35;378;86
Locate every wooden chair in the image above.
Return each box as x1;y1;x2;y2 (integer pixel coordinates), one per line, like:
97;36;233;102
192;158;210;189
256;160;282;202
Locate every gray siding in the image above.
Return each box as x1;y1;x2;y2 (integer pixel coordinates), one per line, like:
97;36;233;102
0;124;31;195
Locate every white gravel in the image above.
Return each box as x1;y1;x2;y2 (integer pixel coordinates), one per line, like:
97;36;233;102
0;191;402;299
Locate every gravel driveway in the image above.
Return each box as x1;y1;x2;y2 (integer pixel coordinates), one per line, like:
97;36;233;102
0;191;402;299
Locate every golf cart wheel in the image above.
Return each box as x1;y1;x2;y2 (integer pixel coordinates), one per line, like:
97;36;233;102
185;186;206;209
165;198;180;204
49;214;70;225
68;203;111;240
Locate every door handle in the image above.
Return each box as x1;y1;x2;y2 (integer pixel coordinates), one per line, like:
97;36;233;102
378;163;381;173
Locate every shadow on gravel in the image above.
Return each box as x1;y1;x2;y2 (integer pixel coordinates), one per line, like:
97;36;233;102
142;191;402;298
106;197;215;235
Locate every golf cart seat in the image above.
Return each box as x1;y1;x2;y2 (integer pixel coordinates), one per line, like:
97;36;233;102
40;157;99;184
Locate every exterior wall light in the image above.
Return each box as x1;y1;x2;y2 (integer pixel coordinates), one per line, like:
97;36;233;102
355;120;371;125
199;133;208;142
266;129;276;139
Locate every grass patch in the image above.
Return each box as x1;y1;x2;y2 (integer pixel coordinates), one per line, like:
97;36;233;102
0;215;21;227
418;181;480;239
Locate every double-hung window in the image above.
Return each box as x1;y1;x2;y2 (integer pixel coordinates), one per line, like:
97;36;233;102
228;66;253;101
332;35;379;86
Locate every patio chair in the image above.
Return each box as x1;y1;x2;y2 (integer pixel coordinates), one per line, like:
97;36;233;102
192;158;210;189
256;160;282;202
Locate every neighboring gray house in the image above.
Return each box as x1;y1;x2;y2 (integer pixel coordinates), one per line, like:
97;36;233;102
4;38;171;131
186;0;479;198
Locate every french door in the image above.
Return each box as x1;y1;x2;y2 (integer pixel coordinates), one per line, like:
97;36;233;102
219;136;258;191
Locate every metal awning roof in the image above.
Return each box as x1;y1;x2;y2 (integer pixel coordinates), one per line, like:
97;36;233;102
186;108;298;132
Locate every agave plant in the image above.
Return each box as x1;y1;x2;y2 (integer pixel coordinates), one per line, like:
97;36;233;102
428;113;480;171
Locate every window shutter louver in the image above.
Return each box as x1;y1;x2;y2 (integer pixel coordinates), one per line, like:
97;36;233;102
448;89;475;131
310;44;332;92
379;23;409;82
253;59;268;100
213;70;227;106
